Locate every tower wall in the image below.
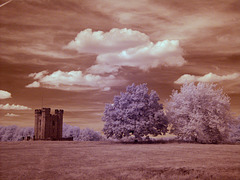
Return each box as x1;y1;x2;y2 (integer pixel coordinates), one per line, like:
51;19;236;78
41;108;50;139
34;109;42;140
55;109;64;139
34;108;63;140
51;115;58;139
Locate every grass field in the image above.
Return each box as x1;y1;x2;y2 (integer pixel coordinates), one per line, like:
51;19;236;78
0;141;240;180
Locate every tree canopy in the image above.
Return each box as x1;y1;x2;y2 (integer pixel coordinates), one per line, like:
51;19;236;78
166;82;233;143
102;83;168;141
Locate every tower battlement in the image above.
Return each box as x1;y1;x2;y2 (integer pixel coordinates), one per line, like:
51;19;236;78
34;108;63;140
35;109;42;114
42;108;51;115
55;109;64;115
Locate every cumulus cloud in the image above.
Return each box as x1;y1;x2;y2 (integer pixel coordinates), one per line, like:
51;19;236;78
5;113;19;117
175;72;240;84
27;29;186;91
89;40;185;73
26;81;40;88
26;70;125;91
198;73;240;82
0;90;11;99
65;28;149;54
29;70;48;79
66;28;186;74
0;104;32;110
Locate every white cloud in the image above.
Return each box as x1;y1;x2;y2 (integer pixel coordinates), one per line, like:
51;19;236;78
65;28;149;54
28;29;186;92
0;104;32;110
91;40;185;73
175;72;240;84
5;113;19;117
103;87;111;91
26;81;40;88
66;28;186;74
0;90;11;99
174;74;198;84
26;70;125;91
198;73;240;82
29;70;48;80
87;64;120;74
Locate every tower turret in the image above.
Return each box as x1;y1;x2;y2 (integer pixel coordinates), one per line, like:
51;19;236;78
55;109;64;139
34;109;42;140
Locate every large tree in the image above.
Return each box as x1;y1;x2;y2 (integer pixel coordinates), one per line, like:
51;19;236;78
102;83;168;141
166;82;233;143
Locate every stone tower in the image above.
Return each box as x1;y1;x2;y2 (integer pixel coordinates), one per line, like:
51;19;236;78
34;108;63;140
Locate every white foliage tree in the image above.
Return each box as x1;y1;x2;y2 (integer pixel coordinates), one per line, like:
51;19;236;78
0;125;34;141
166;82;233;143
62;123;103;141
102;83;168;141
230;115;240;143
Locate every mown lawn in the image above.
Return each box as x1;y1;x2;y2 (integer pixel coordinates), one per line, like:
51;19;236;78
0;141;239;180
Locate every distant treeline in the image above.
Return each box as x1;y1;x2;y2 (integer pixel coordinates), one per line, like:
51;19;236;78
0;123;103;142
0;125;34;142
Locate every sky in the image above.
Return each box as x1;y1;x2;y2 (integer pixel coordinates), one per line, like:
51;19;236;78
0;0;240;131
